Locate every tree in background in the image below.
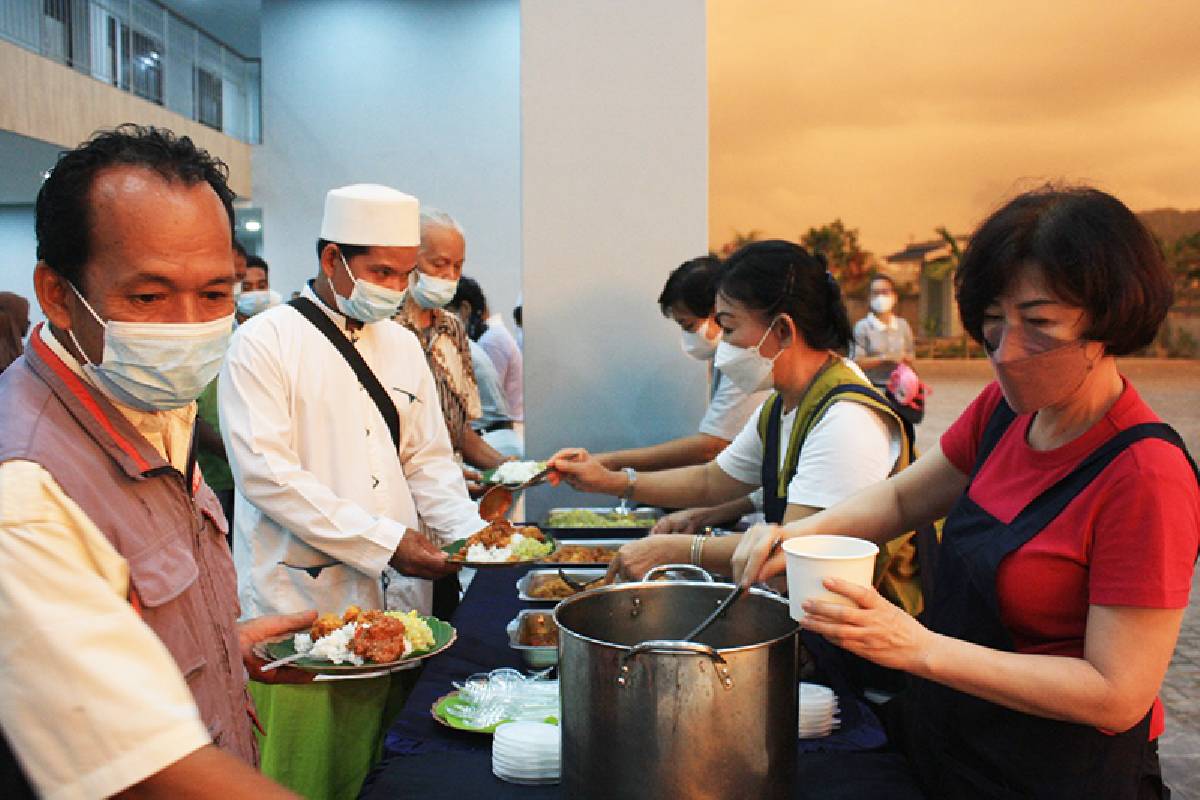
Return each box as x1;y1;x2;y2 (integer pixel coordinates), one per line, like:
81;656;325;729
800;219;874;294
715;229;763;258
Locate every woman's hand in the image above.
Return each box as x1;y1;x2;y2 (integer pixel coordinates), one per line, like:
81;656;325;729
548;448;627;496
732;523;789;585
605;535;692;582
651;508;710;536
799;577;938;674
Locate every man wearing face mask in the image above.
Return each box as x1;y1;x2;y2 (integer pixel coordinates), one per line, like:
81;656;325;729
851;273;915;386
235;256;280;322
0;126;312;799
218;185;486;798
393;209;510;478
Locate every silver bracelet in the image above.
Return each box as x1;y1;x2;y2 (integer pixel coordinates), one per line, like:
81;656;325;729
690;534;704;566
621;467;637;501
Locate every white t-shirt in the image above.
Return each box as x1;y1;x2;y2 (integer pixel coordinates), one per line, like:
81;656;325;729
715;390;901;510
698;369;771;441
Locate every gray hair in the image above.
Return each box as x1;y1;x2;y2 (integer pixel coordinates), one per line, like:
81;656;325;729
419;208;465;250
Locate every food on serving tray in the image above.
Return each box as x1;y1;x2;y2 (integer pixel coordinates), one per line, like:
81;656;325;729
519;614;560;647
528;574;610;600
293;606;435;666
545;509;655;529
541;544;618;564
491;460;548;485
458;519;553;563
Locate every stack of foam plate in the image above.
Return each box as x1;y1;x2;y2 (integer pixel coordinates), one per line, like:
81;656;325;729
492;721;561;785
798;682;841;739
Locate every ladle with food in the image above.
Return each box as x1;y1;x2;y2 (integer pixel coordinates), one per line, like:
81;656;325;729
477;462;554;521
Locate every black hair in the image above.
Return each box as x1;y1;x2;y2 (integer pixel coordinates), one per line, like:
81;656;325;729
955;185;1173;356
658;255;722;318
315;239;370;261
35;124;236;290
246;255;269;273
447;276;490;341
866;273;897;296
513;305;522;328
717;240;852;351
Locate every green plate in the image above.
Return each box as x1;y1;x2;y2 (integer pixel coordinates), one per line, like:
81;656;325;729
443;532;557;567
479;460;549;487
262;615;456;675
431;690;559;734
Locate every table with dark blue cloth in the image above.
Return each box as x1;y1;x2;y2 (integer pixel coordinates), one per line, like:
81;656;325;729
359;561;924;800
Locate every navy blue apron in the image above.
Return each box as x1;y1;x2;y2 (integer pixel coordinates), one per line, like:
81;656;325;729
900;400;1198;799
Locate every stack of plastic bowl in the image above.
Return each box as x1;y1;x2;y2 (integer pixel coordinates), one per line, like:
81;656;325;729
798;682;840;739
492;721;561;785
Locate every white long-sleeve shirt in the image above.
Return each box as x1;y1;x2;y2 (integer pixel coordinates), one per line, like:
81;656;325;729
219;283;486;618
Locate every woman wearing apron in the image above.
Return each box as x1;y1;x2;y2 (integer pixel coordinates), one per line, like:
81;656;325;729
738;186;1199;798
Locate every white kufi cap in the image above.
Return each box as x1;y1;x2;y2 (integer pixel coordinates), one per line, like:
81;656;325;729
320;184;420;247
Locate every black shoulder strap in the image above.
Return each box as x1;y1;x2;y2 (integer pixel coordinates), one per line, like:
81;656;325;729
810;383;918;466
288;297;401;450
970;398;1018;478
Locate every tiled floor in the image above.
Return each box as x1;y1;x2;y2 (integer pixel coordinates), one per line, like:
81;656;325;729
914;358;1200;799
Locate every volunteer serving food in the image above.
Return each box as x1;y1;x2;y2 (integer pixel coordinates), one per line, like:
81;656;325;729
737;187;1200;799
550;240;918;611
219;183;487;798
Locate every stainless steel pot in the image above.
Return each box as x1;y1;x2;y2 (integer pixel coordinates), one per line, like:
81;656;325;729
554;565;800;800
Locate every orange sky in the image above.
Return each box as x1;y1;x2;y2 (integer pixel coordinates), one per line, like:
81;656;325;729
708;0;1200;257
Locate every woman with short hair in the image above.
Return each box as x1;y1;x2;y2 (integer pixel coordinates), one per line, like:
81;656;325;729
737;186;1199;799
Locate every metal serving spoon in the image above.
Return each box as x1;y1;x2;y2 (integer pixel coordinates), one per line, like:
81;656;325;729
477;464;553;522
682;538;783;643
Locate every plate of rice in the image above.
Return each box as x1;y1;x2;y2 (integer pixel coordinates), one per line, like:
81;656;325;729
443;521;556;567
260;606;456;675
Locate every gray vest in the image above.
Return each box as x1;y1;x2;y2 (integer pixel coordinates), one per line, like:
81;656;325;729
0;332;257;768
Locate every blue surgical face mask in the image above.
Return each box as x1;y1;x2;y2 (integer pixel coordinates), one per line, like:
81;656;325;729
335;252;407;323
68;284;233;412
409;270;459;309
237;289;281;318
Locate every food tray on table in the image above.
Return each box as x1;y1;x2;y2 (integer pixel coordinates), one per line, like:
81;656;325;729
516;568;609;602
536;538;634;566
541;506;662;538
506;610;560;668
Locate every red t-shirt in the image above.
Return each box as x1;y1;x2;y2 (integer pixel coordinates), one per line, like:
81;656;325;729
940;380;1199;738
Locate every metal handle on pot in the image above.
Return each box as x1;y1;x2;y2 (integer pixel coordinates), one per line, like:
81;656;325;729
617;639;734;690
642;564;714;583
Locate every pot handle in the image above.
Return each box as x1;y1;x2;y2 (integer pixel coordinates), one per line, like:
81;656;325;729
617;639;734;690
642;564;714;583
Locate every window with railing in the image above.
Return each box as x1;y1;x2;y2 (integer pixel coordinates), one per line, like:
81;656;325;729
0;0;260;144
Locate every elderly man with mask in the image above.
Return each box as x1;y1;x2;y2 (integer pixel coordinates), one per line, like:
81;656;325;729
219;184;485;799
0;125;309;799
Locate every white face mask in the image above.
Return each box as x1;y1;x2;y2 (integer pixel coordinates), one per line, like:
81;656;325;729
236;289;281;318
870;294;896;315
68;284;233;412
712;317;784;394
409;271;459;309
335;252;407;323
680;318;720;361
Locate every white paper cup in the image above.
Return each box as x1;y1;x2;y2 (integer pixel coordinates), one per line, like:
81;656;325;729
782;535;879;621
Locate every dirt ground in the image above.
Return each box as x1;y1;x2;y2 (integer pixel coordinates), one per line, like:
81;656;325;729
912;358;1200;797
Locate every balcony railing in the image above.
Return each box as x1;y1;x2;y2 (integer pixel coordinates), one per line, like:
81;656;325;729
0;0;261;144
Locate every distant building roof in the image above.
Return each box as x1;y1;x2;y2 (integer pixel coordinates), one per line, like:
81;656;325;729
886;240;947;263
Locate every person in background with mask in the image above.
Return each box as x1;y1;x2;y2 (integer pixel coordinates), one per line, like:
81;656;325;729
851;273;915;386
218;185;485;799
550;241;918;617
0;291;30;374
394;209;510;476
236;255;280;322
447;277;523;459
575;255;770;535
735;187;1198;800
0;125;311;799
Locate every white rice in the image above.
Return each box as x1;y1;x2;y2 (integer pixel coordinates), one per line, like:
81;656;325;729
493;461;543;484
295;623;364;666
466;532;526;563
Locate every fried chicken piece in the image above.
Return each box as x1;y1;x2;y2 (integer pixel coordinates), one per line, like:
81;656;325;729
310;613;345;640
350;614;408;663
342;605;363;624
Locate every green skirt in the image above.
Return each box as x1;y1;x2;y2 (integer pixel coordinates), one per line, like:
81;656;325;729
249;670;416;800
